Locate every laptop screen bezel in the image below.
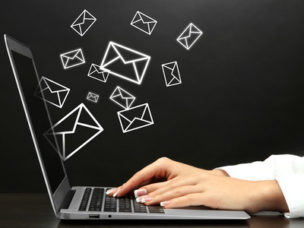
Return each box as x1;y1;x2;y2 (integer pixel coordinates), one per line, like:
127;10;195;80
4;34;70;215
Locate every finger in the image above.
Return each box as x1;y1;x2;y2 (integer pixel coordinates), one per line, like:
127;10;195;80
143;185;201;205
160;193;204;208
148;176;198;198
115;157;173;197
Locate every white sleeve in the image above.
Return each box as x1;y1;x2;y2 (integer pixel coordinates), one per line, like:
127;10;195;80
217;154;304;218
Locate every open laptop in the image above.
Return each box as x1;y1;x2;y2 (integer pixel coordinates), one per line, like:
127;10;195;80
4;34;250;220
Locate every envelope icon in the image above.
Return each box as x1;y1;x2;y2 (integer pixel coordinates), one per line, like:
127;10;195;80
130;11;158;35
70;9;97;37
177;23;203;50
60;48;86;70
87;63;109;83
117;103;154;133
35;76;70;108
44;104;104;161
86;91;99;103
100;41;151;85
162;61;182;87
110;86;136;109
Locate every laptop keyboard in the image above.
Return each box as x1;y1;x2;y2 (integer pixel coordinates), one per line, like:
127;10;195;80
78;187;164;214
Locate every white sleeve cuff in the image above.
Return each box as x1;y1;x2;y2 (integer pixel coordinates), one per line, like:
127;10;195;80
217;161;275;181
276;175;304;218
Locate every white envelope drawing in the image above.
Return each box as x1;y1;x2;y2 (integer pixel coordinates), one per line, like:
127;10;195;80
117;103;154;133
87;63;109;83
177;23;203;50
161;61;182;87
60;48;86;70
86;91;99;103
70;9;97;37
35;76;70;108
130;11;158;35
44;103;104;161
110;86;136;109
100;41;151;85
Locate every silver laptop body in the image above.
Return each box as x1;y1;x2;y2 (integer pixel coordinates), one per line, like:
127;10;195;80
4;34;250;221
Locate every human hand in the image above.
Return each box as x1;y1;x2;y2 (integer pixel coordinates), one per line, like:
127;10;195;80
106;157;227;197
107;157;288;213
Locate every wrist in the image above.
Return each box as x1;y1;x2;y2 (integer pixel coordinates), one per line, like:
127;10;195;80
246;180;289;213
212;169;230;177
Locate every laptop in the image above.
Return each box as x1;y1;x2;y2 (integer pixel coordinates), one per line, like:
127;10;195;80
4;34;250;220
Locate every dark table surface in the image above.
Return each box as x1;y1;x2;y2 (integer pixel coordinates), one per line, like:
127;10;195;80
0;194;303;228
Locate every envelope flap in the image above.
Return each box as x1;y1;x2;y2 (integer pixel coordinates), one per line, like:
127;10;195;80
78;105;102;129
92;64;102;73
58;89;69;102
64;124;100;158
163;62;176;71
39;88;62;107
119;88;134;99
101;43;122;66
141;105;153;122
88;93;98;99
111;88;120;97
43;78;68;93
113;44;148;63
89;64;107;77
52;107;80;134
190;24;202;34
180;26;192;39
132;11;143;23
88;64;97;74
73;11;86;25
84;10;96;20
39;77;49;90
73;10;95;26
63;49;82;60
119;104;148;122
104;57;139;81
137;12;155;23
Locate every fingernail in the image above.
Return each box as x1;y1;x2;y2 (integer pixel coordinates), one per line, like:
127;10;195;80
134;189;147;198
139;196;153;203
113;189;121;198
160;201;170;207
106;188;117;195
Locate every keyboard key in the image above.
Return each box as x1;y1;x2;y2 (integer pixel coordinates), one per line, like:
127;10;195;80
148;206;164;213
133;199;147;213
79;188;92;211
88;188;104;211
119;198;132;212
104;194;117;212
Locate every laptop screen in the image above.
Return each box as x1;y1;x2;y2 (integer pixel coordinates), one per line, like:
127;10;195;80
11;50;65;193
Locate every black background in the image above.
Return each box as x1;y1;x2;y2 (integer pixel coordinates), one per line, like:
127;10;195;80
1;0;304;193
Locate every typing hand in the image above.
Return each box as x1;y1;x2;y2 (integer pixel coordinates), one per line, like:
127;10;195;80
106;157;288;213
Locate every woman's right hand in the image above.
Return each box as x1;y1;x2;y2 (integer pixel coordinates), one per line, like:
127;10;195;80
106;157;288;214
106;157;228;198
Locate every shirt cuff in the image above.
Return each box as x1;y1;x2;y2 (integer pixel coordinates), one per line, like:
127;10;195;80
217;161;275;181
276;175;304;218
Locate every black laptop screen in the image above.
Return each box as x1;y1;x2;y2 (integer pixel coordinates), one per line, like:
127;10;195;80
11;51;65;193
